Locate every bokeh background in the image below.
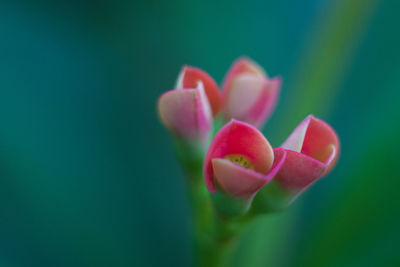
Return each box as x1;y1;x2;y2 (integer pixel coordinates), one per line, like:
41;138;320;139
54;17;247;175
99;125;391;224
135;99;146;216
0;0;399;266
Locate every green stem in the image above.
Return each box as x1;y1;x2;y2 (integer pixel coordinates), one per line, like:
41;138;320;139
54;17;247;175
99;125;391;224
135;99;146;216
187;177;253;267
187;180;215;267
173;135;253;267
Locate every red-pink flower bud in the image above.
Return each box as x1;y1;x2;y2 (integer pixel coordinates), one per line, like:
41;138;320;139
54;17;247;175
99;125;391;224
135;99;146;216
158;67;219;145
158;66;221;145
221;57;281;128
253;115;340;211
177;66;222;117
203;120;285;198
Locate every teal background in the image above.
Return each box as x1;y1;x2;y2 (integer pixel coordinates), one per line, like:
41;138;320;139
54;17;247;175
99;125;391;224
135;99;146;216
0;0;399;266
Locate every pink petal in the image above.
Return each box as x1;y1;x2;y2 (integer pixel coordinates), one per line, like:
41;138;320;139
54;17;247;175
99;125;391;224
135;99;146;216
212;159;268;198
158;82;212;143
204;120;274;193
176;66;222;117
301;116;340;171
211;148;286;198
274;150;328;195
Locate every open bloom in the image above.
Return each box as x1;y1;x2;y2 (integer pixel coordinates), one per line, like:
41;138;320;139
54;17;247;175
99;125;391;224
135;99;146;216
157;66;221;145
203;120;286;214
221;57;281;128
254;115;340;210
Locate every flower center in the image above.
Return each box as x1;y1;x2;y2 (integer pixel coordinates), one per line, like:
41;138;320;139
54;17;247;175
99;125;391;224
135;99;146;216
224;154;255;170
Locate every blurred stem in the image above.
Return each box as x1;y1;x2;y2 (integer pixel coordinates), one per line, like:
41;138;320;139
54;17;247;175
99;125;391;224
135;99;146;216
174;138;252;267
174;139;205;181
187;177;251;267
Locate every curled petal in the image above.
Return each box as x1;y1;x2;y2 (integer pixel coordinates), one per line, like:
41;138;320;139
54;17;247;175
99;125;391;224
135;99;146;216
176;66;222;117
204;120;274;193
158;82;212;144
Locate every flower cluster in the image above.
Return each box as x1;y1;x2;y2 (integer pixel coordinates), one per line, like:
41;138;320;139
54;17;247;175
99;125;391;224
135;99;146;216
158;57;339;215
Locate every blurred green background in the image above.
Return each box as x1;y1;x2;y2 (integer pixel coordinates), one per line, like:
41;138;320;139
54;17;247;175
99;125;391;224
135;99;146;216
0;0;399;266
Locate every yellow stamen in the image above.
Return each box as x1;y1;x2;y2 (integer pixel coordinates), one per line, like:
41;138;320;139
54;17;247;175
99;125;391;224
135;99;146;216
224;154;255;170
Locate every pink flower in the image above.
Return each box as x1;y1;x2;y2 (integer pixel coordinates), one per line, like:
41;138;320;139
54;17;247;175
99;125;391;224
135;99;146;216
276;115;339;195
157;66;221;144
221;57;281;128
177;66;222;117
203;120;286;199
254;115;340;210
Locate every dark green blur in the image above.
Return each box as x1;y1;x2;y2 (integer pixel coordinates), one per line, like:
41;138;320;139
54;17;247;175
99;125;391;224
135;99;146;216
0;0;398;266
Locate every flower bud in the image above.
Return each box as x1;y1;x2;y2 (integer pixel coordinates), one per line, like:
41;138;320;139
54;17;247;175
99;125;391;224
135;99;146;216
203;120;286;216
221;57;281;128
253;115;340;212
158;66;221;145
